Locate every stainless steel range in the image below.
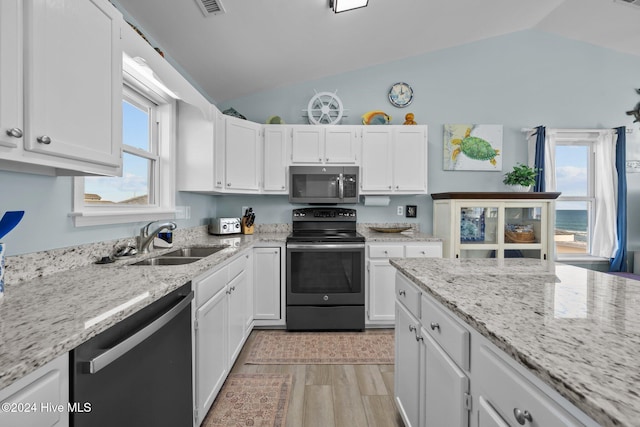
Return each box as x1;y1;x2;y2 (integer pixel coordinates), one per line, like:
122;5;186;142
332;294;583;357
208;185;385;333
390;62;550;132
286;207;365;331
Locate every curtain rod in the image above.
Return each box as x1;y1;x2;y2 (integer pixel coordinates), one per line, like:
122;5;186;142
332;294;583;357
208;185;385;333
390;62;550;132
521;127;632;134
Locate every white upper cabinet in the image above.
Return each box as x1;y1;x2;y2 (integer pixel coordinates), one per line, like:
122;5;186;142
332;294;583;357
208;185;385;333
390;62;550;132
176;102;215;192
0;0;23;155
361;125;428;194
262;126;288;193
224;116;261;192
20;0;122;175
290;125;358;164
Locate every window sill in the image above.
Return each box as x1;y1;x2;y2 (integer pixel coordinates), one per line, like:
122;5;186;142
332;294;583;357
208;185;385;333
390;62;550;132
70;208;176;227
556;254;609;263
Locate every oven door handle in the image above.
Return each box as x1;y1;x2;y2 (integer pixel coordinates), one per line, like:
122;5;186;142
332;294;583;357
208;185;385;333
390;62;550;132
82;290;194;374
287;243;365;250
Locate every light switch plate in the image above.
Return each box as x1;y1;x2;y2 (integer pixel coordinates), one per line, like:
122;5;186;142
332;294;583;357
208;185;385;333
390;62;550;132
397;206;404;216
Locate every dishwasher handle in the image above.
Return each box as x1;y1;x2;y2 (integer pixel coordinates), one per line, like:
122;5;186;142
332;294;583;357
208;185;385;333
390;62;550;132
83;290;194;374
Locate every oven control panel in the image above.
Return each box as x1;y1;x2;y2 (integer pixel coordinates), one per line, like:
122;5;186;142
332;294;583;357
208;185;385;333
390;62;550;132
292;208;357;220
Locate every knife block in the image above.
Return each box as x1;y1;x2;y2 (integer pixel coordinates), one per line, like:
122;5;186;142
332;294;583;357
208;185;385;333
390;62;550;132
241;217;254;235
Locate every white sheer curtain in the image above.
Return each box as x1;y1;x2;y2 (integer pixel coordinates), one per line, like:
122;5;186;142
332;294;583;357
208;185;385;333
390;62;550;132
591;131;618;258
527;129;618;258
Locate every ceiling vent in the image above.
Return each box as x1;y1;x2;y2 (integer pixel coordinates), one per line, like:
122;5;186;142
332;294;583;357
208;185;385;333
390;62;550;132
195;0;226;16
614;0;640;8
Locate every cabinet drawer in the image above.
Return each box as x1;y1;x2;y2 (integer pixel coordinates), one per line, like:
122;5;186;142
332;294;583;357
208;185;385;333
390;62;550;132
196;267;228;308
369;245;404;259
405;243;442;258
396;273;421;318
476;345;582;427
228;254;248;280
421;294;469;370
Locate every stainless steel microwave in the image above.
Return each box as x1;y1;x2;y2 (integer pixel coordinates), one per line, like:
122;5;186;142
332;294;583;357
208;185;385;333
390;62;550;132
289;166;359;204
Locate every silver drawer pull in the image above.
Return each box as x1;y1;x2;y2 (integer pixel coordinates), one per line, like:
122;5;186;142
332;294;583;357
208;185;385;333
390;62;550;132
430;322;440;331
415;334;423;342
37;135;51;144
513;408;533;425
6;128;23;138
408;325;416;332
399;290;406;296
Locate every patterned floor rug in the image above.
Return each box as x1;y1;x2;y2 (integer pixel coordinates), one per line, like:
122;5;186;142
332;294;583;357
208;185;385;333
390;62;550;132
245;329;394;365
202;373;292;427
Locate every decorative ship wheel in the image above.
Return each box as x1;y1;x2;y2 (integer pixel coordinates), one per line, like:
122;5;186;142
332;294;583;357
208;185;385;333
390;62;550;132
305;91;345;125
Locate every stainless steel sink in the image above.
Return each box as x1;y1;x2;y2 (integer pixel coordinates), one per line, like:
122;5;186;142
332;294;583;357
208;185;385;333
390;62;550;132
161;246;227;258
130;245;229;266
132;257;202;266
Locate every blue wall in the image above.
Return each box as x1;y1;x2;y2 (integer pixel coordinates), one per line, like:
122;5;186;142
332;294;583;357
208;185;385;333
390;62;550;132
217;29;640;248
2;29;640;256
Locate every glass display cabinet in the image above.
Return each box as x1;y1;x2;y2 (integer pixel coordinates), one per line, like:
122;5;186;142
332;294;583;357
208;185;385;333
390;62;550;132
432;192;561;260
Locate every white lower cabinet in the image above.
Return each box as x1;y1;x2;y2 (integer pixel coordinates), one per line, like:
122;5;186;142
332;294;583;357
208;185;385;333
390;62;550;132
194;284;227;426
193;252;253;426
395;302;421;427
395;271;600;427
0;353;69;427
421;330;469;427
367;242;441;325
253;247;282;322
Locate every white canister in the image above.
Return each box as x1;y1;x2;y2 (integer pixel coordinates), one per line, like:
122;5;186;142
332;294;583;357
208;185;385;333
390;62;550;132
0;242;5;298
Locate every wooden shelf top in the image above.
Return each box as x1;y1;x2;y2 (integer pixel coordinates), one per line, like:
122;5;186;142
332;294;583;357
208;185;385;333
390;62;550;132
430;192;561;200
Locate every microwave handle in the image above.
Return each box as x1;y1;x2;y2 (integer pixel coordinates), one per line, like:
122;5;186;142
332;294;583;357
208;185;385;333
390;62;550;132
339;173;344;200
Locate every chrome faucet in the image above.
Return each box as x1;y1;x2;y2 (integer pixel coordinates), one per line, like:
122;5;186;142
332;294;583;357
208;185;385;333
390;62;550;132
137;221;177;254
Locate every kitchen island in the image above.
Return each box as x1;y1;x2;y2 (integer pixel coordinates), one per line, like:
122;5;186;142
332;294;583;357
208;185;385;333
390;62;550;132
390;257;639;427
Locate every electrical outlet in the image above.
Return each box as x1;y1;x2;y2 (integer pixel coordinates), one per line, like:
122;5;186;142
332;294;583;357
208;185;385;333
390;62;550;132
241;206;249;217
397;206;404;216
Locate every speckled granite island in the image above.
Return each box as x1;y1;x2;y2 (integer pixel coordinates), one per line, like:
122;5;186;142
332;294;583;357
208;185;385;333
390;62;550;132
390;257;639;427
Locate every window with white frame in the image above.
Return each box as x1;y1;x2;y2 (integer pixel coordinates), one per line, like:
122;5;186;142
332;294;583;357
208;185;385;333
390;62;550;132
72;68;176;227
553;138;595;256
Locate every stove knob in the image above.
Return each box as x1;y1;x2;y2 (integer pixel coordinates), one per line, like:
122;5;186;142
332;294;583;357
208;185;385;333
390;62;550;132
323;295;329;301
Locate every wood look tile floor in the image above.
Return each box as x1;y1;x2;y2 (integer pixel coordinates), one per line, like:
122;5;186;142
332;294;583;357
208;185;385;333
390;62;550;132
231;330;405;427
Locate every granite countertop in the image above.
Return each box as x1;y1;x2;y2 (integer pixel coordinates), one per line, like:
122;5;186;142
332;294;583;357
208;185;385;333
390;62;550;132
358;228;441;243
0;232;288;390
390;257;640;427
0;226;440;391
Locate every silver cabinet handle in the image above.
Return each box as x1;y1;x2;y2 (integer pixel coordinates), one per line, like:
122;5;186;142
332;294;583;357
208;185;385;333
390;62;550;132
83;291;193;374
430;322;440;331
227;183;231;187
408;324;416;332
399;290;406;296
415;334;424;342
6;128;23;138
37;136;51;144
513;408;533;425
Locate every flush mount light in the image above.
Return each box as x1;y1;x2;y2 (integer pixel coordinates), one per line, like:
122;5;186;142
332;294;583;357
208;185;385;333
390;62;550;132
330;0;369;13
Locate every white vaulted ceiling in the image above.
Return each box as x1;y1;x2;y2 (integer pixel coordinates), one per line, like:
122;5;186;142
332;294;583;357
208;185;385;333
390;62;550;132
112;0;640;103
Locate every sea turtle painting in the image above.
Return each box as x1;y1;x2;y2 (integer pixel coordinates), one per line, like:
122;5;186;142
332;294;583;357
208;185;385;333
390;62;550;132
451;127;500;166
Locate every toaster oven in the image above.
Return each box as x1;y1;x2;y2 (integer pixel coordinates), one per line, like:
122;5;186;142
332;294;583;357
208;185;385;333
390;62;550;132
208;217;241;235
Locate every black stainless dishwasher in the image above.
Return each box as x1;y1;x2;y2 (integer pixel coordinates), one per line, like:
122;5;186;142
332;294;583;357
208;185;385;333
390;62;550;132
70;282;193;427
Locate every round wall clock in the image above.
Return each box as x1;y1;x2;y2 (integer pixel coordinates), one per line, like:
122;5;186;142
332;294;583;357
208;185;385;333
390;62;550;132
388;82;414;108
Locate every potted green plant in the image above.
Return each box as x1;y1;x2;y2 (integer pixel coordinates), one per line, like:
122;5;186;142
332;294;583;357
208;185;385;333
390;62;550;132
503;163;539;192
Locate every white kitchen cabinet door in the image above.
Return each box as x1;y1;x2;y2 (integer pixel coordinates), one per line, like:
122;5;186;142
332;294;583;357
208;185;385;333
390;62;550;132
291;126;324;164
263;126;288;193
395;302;421;427
24;0;122;172
361;127;393;192
225;117;261;191
214;110;226;189
0;0;23;154
324;127;358;164
176;102;215;192
477;396;509;427
0;353;69;427
422;331;469;427
253;247;281;320
195;287;228;426
393;126;427;193
244;252;254;333
368;259;397;322
227;269;248;366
